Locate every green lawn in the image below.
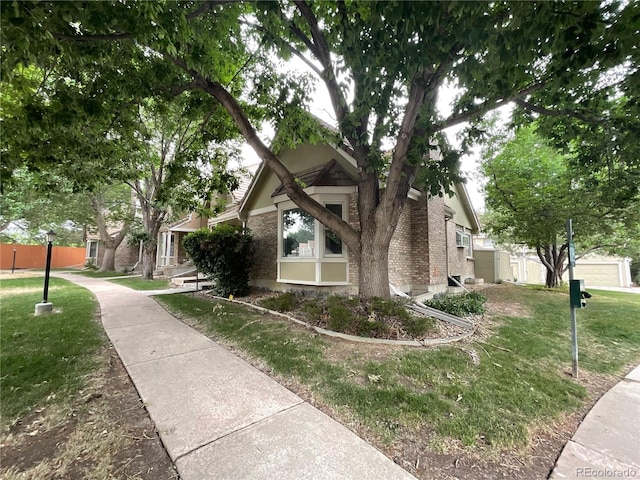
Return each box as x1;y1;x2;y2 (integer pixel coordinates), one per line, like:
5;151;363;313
66;270;130;278
156;284;640;449
0;277;105;428
107;277;171;290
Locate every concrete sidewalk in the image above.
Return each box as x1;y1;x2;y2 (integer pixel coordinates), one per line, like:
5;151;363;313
549;365;640;480
56;273;416;480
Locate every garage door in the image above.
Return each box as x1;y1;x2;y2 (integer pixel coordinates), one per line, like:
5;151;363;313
572;263;620;287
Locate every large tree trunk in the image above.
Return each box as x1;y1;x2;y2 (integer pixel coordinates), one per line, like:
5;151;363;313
358;235;392;298
99;242;118;272
141;240;157;280
537;243;567;288
92;191;133;272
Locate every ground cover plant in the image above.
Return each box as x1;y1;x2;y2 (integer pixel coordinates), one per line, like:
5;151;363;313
0;275;176;479
107;276;170;291
156;284;640;479
259;292;438;339
423;290;487;317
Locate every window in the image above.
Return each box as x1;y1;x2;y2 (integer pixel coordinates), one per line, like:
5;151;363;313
324;203;343;255
456;230;472;257
277;196;350;285
282;208;316;257
88;240;98;258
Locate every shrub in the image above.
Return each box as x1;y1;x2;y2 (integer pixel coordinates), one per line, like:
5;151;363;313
84;259;98;271
260;292;298;312
182;225;255;297
424;291;487;317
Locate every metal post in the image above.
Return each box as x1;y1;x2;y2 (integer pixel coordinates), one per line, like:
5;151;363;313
566;219;578;378
11;248;17;274
43;240;53;303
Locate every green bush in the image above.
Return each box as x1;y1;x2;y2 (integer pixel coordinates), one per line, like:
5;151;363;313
424;291;487;317
183;225;255;297
260;292;298;312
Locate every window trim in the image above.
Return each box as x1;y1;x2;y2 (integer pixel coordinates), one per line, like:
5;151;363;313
276;194;350;285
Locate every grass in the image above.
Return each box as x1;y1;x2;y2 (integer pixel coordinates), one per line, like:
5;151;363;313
107;277;171;290
67;270;130;278
156;284;640;449
0;277;105;428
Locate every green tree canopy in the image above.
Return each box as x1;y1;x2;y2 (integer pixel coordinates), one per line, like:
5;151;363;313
2;1;637;296
481;124;639;287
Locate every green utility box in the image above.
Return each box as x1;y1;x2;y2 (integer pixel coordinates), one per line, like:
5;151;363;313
570;279;586;308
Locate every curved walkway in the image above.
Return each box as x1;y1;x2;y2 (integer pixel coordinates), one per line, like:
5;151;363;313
549;365;640;479
55;273;416;480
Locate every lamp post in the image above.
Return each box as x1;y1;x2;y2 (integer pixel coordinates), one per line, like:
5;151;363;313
35;230;56;315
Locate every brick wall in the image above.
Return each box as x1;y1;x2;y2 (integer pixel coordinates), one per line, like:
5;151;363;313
246;211;278;283
115;241;139;269
410;196;431;291
347;193;360;286
448;223;475;283
426;196;448;286
389;200;413;288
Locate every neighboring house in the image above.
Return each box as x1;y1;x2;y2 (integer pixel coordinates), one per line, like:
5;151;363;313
472;235;632;288
85;230;140;271
155;176;253;276
209;142;480;296
155;213;208;276
473;244;515;284
563;253;632;288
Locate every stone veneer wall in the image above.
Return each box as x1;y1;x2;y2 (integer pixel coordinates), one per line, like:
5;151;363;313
246;210;278;286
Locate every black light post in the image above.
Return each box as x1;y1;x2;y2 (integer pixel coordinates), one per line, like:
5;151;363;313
11;248;17;274
35;230;56;315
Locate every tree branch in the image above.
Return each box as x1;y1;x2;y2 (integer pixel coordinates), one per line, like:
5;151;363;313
436;80;548;131
165;53;362;257
514;99;604;123
52;32;133;42
293;1;350;125
186;0;234;20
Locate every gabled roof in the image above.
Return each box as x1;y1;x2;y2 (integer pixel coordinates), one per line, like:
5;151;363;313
231;175;253;204
456;183;482;234
271;159;356;197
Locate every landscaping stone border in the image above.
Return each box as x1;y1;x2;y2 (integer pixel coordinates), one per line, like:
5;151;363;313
213;296;476;347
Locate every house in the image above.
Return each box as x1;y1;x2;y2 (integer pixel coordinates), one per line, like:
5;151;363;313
475;235;633;288
473;239;515;284
85;230;140;271
154;176;253;276
563;254;633;288
210;142;480;297
155;213;209;276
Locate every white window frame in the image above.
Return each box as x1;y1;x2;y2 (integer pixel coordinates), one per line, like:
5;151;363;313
159;232;176;266
456;229;473;258
276;192;350;285
86;240;99;260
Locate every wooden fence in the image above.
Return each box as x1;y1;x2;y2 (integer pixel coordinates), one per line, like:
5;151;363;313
0;243;86;270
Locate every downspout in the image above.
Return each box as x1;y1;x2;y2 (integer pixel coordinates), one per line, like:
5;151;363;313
444;216;451;284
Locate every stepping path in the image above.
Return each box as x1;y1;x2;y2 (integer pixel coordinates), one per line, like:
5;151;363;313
56;273;416;480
